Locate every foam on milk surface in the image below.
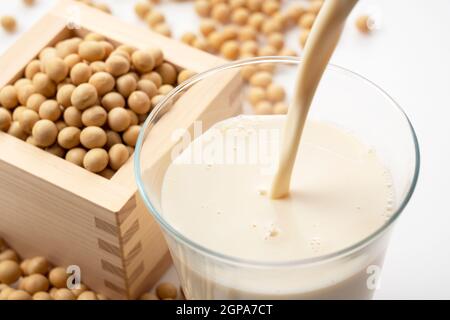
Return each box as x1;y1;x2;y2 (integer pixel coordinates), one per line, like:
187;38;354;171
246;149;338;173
161;115;395;263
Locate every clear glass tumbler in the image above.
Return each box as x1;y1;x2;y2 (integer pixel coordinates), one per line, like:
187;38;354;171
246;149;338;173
134;57;420;300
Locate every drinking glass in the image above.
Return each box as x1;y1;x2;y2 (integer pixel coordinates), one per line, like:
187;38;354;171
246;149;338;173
134;57;420;299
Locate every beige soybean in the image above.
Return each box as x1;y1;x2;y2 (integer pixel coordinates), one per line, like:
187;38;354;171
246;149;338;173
8;290;32;300
142;71;163;88
64;53;82;70
109;144;129;170
14;78;31;90
157;84;173;95
177;70;196;84
83;148;109;173
32;120;58;147
151;94;164;108
110;49;130;61
132;50;155;73
137;79;158;98
0;85;18;109
84;32;105;42
55;120;67;131
54;289;76;300
78;291;98;300
153;23;172;37
140;292;158;300
285;4;306;24
222;25;239;41
108;108;131;132
134;2;152;19
1;16;17;33
0;108;12;132
39;100;61;121
56;84;76;108
240;65;258;81
32;72;56;98
65;148;86;167
71;283;88;298
81;106;107;127
122;125;140;147
211;3;230;23
155;63;177;85
266;84;285;102
145;11;165;27
78;41;105;62
25;60;42;80
221;40;240;60
88;72;115;96
0;249;18;262
116;74;137;98
299;13;316;29
15;88;32;108
248;86;266;106
48;267;68;289
127;109;139;126
262;0;280;15
63;106;83;128
105;130;122;149
33;292;53;300
18;109;39;134
90;61;107;73
55;37;82;58
231;7;249;25
12;106;27;122
44;57;69;83
117;44;136;56
267;33;284;50
58;127;81;149
355;15;372;34
39;47;57;63
26;93;45;112
195;0;212;17
22;274;49;294
192;38;209;52
101;92;126;111
71;83;98;110
7;121;27;140
128;91;151;115
181;32;197;45
247;12;264;30
70;62;92;85
99;41;114;58
207;31;225;52
200;19;216;37
249;71;272;87
0;260;21;285
261;18;283;34
80;126;107;149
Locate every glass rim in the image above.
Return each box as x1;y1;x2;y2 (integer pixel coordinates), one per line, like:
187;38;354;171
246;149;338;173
134;56;421;268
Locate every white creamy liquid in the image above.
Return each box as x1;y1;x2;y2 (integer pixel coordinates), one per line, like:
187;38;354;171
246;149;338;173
158;116;395;299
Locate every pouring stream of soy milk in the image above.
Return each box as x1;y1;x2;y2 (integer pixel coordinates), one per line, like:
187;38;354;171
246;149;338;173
270;0;358;199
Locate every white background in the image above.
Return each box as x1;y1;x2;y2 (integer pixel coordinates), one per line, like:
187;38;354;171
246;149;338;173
1;0;449;299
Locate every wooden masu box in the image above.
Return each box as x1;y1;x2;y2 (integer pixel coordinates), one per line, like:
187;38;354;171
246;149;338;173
0;0;242;299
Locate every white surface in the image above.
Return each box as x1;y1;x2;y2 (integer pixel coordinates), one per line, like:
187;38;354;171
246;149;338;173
1;0;449;299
